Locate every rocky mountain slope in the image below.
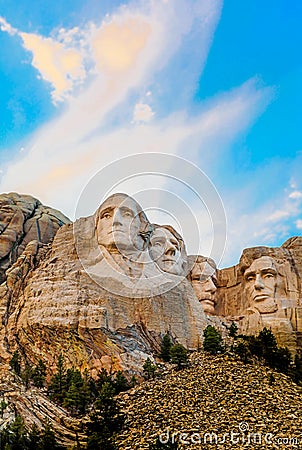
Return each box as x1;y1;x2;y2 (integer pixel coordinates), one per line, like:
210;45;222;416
116;352;302;449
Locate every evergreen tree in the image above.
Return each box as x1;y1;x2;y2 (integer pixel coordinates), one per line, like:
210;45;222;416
170;344;188;369
234;341;251;364
0;399;8;418
27;423;42;449
48;354;67;404
40;421;64;449
21;363;32;389
113;371;130;394
86;382;124;450
228;322;238;338
31;359;47;388
1;415;28;450
203;325;223;355
270;347;292;374
160;334;172;362
96;368;113;392
9;351;21;376
143;358;157;380
292;354;302;384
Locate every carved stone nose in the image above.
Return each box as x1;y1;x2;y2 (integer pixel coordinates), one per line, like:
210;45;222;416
205;277;217;293
254;275;264;289
166;247;176;257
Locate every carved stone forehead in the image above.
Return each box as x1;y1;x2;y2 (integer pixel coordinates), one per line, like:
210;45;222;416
191;261;216;278
150;227;176;241
97;193;144;218
245;256;277;274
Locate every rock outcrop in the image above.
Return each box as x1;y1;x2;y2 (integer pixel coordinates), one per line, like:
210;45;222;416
0;193;70;284
0;194;208;377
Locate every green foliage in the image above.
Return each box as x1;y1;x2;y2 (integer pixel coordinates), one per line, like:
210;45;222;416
234;341;251;364
143;358;157;380
9;351;21;376
271;347;292;373
0;416;63;450
21;363;32;389
31;359;47;388
48;354;67;404
203;325;223;355
113;370;131;394
86;382;124;450
0;399;8;418
235;328;292;376
160;334;172;362
170;344;188;369
228;322;238;338
292;354;302;384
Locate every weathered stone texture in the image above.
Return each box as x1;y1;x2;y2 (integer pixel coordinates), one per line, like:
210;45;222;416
0;192;70;283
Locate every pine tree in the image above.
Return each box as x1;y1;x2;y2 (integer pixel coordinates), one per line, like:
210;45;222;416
2;415;28;450
234;341;251;364
143;358;157;380
160;334;172;362
0;399;8;418
21;363;32;389
48;354;67;404
86;382;124;450
9;351;21;376
113;371;130;394
31;359;47;388
27;423;42;449
170;344;188;369
228;322;238;338
203;325;223;355
40;421;64;449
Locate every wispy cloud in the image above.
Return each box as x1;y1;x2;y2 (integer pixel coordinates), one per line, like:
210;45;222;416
1;0;292;268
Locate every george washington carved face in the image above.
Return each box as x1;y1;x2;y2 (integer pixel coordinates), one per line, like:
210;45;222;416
96;194;151;255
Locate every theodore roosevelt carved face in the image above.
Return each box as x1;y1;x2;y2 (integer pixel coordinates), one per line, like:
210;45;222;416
188;256;217;314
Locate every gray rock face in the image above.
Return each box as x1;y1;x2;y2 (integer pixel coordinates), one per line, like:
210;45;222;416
0;193;70;283
0;195;208;376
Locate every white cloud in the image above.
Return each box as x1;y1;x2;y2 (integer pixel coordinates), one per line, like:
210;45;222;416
296;219;302;230
289;190;302;200
133;103;155;122
0;16;17;36
0;0;286;268
20;32;86;103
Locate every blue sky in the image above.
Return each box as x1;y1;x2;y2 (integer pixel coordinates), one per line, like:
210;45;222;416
0;0;301;267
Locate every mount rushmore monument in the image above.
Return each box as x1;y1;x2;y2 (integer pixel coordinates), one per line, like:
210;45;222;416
0;192;301;374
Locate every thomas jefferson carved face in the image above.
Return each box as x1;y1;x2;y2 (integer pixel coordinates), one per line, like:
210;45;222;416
244;256;278;314
190;261;217;314
96;194;147;254
149;226;186;276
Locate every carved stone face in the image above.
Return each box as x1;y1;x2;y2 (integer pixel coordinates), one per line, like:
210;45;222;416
149;227;184;275
190;261;217;314
243;256;278;314
96;194;145;254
